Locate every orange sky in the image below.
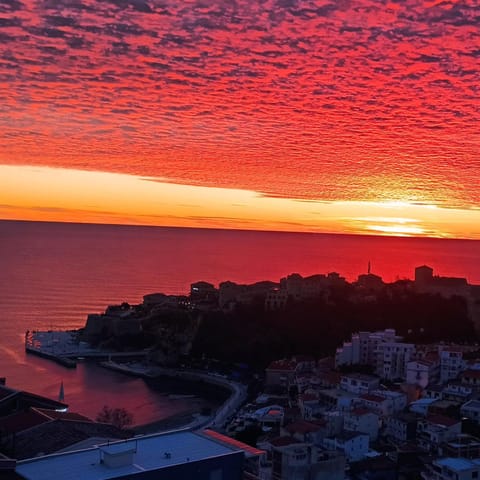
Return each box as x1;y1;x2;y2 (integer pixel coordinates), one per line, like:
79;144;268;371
0;0;479;238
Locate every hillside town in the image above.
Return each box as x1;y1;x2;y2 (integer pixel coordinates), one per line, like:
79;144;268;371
3;265;480;479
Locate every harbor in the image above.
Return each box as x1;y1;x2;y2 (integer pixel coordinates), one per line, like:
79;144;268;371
25;330;149;368
24;329;248;433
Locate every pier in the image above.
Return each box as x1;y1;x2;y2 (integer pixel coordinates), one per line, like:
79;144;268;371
25;330;149;368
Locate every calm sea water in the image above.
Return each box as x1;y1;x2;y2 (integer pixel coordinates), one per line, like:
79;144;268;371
1;220;479;422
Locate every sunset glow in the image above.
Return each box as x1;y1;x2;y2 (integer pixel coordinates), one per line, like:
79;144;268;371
0;0;479;237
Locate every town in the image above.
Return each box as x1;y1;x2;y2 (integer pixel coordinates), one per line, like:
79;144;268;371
3;265;480;479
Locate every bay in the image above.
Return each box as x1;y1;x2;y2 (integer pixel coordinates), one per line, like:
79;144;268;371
1;219;479;423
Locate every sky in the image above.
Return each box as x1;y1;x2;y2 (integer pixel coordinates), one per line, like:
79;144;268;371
0;0;479;238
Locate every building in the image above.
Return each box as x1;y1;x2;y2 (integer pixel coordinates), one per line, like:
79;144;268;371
384;413;418;444
265;357;315;389
376;341;415;381
355;394;390;417
461;400;480;424
15;429;261;480
417;415;462;453
323;431;369;462
264;289;289;311
340;373;380;395
344;409;379;441
268;438;345;480
335;329;409;371
440;348;465;384
460;369;480;388
190;281;218;302
422;457;480;480
407;360;439;389
440;435;480;459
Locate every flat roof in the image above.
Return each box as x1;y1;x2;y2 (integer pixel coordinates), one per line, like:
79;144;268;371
437;458;480;472
16;430;242;480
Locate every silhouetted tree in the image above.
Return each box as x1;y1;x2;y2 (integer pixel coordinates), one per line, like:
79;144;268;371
96;405;133;429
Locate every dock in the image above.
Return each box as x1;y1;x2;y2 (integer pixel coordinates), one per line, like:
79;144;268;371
25;330;149;368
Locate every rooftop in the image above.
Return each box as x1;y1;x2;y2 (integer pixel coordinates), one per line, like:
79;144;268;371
436;457;480;472
16;430;243;480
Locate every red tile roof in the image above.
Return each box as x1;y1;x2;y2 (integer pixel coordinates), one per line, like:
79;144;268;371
0;410;49;434
351;408;373;416
269;436;301;447
285;420;325;435
426;414;461;427
202;429;265;456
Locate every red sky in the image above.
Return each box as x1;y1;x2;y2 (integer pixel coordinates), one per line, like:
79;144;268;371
0;0;479;238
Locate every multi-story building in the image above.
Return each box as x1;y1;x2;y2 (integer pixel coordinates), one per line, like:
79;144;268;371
384;413;418;444
407;360;440;389
323;431;369;462
440;348;465;384
335;329;415;381
340;373;380;395
335;329;399;367
15;429;261;480
422;457;480;480
417;415;462;453
355;394;391;417
376;342;415;381
267;438;345;480
344;408;379;441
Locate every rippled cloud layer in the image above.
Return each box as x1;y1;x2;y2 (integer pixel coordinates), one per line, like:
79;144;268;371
0;0;479;209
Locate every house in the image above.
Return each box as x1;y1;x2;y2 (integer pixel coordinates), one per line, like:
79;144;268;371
282;420;327;445
422;457;480;480
344;408;379;441
460;400;480;424
317;389;357;411
265;357;315;389
340;373;380;395
298;392;322;420
460;369;480;388
323;431;369;462
266;437;345;480
355;394;390;417
371;389;407;415
383;413;418;444
407;360;439;389
417;414;462;453
440;434;480;459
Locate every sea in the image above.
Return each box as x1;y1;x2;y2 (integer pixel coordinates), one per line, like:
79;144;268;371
1;219;480;424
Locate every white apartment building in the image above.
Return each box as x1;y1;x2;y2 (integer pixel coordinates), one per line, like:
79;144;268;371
335;329;399;367
376;342;415;381
344;408;379;441
439;348;465;384
407;360;439;389
323;431;369;462
340;373;380;395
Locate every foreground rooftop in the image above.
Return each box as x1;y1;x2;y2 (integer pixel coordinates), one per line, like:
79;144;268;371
16;430;247;480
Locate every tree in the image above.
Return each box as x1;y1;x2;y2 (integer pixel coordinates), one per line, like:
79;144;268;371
96;405;133;429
